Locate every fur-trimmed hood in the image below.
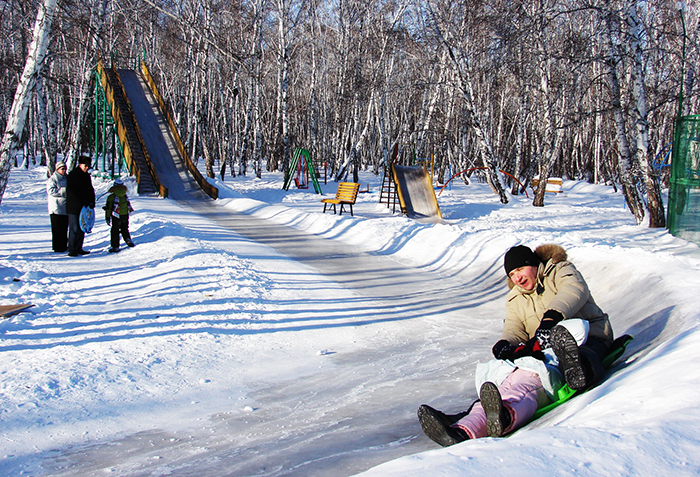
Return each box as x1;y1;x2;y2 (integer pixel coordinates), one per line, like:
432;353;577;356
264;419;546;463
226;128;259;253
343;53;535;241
533;243;567;265
506;244;568;289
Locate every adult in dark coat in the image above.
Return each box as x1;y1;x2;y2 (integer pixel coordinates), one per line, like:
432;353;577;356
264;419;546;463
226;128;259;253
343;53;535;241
66;156;95;256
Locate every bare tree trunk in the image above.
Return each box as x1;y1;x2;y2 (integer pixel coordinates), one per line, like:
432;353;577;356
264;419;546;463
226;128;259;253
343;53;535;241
254;78;263;178
465;74;508;201
36;66;58;173
441;82;458;182
431;9;509;204
593;94;602;184
240;0;264;177
627;2;665;227
0;0;57;205
512;92;529;195
417;50;448;156
308;0;320;165
603;10;645;224
64;0;108;170
335;91;375;180
239;73;256;176
201;10;215;179
239;76;255;176
272;0;298;173
532;132;563;206
532;52;563;207
220;81;238;180
200;122;215;178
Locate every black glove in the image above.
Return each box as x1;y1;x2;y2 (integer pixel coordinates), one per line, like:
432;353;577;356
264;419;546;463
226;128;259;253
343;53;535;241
512;338;546;361
534;310;564;349
106;217;111;225
492;339;515;360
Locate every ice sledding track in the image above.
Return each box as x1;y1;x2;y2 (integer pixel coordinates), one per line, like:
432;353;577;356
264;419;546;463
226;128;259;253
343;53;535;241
40;186;511;476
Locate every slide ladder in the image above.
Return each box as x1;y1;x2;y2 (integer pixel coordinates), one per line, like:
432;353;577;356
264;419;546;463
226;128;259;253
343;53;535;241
379;165;399;213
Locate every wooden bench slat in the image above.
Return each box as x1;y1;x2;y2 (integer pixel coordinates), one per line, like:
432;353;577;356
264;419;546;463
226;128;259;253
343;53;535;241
531;177;563;193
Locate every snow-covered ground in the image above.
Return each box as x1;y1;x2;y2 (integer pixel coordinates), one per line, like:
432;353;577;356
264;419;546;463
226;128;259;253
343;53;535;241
1;165;700;476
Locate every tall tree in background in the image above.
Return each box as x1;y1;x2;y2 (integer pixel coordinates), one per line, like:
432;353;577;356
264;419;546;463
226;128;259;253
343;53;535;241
335;1;409;182
63;0;109;170
427;0;509;204
627;1;665;227
0;0;58;206
271;0;303;174
238;0;265;178
36;58;59;173
602;7;646;224
531;2;585;207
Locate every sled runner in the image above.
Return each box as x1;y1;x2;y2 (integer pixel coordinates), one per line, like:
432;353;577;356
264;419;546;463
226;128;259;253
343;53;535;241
526;334;634;424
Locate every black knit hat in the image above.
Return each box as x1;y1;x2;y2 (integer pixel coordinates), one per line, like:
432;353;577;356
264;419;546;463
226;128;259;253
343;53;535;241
504;245;540;276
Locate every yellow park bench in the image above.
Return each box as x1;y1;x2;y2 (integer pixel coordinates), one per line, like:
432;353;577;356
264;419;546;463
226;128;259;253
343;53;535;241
321;182;361;216
531;177;563;193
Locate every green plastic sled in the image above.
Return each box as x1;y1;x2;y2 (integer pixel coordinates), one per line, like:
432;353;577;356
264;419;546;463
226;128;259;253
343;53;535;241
527;334;634;422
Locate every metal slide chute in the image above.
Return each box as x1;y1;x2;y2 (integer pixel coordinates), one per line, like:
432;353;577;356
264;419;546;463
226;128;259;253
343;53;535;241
391;164;442;220
95;60;218;200
96;61;167;197
139;61;218;200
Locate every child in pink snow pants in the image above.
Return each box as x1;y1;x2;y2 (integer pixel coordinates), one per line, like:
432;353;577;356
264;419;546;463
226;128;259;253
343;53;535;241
456;368;545;439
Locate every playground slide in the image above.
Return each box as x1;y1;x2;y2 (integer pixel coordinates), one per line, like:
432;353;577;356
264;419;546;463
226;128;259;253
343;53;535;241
392;164;442;221
116;69;211;201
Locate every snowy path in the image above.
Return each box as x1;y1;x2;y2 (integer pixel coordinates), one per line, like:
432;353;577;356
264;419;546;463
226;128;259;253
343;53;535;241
4;167;699;477
30;191;505;476
41;190;681;476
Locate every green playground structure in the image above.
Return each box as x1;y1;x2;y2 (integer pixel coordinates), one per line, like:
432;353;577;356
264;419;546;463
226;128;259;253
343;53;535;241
283;148;323;194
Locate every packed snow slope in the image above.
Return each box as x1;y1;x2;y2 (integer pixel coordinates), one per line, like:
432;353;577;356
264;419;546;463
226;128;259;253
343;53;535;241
1;166;700;476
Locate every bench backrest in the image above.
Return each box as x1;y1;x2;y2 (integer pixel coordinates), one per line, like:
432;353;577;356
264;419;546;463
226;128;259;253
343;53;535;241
336;182;361;202
335;182;360;200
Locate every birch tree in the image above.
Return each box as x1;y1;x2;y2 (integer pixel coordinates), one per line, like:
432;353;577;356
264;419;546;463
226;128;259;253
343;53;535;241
602;7;645;224
36;64;59;174
63;0;109;170
427;1;509;204
271;0;306;173
334;1;408;181
627;1;665;227
239;0;265;177
0;0;58;205
530;2;579;207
